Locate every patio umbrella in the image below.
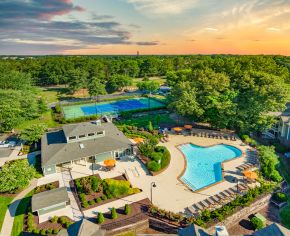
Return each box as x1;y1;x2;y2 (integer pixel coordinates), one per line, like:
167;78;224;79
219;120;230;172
133;137;144;144
173;127;183;132
243;170;258;180
184;124;193;129
104;159;116;167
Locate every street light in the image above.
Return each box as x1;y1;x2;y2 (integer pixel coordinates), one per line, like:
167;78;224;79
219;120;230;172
150;182;157;204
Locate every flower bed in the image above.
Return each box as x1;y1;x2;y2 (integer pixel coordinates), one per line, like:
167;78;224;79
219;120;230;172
73;174;141;210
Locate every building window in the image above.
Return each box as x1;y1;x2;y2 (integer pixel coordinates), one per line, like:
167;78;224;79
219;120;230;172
79;134;86;139
88;133;95;137
97;131;104;135
68;136;76;140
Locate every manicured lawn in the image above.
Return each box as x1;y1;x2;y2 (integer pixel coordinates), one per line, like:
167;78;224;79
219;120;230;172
118;113;176;129
0;196;14;232
280;199;290;229
11;190;34;236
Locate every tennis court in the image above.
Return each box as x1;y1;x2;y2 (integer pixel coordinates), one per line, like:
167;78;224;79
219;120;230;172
62;97;165;119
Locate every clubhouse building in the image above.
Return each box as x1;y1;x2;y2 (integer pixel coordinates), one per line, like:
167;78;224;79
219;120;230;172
41;121;133;176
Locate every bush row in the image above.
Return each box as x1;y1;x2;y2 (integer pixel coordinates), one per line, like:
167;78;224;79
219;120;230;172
149;182;276;228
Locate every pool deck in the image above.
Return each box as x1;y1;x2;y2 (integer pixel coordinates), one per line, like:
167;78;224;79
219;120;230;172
36;133;252;216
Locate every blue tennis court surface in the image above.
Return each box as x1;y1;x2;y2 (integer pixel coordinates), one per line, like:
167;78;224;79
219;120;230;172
62;98;165;119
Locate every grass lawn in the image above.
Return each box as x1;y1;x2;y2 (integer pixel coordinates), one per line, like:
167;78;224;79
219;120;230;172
280;199;290;229
11;190;34;236
0;196;14;232
118;113;176;129
132;76;166;86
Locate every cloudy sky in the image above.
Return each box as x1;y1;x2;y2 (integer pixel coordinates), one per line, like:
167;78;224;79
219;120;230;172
1;0;290;55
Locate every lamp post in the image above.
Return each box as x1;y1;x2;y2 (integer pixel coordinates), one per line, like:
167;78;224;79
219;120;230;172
236;177;240;193
150;182;156;204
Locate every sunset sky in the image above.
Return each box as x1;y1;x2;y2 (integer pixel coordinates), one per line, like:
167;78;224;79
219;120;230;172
1;0;290;55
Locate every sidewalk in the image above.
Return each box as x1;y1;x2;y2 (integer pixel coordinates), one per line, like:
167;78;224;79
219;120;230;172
0;179;37;236
61;171;83;221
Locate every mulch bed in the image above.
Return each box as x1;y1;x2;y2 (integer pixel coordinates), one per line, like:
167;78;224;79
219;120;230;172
33;215;73;231
72;174;141;211
34;181;59;194
94;198;151;231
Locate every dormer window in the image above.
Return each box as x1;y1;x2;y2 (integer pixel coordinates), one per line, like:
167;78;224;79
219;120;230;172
69;136;76;140
88;133;95;137
79;134;86;139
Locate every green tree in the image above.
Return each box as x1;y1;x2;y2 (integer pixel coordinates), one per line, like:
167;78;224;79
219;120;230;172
124;204;131;215
0;159;36;193
67;68;88;94
137;81;159;93
168;82;203;118
87;77;107;98
20;124;47;145
111;207;118;219
97;212;105;224
148;121;153;132
107;75;133;92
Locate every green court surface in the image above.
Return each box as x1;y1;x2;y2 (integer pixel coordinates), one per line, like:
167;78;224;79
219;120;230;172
62;97;165;119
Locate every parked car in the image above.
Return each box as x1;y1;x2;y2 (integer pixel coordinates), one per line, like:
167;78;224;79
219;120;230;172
0;140;16;148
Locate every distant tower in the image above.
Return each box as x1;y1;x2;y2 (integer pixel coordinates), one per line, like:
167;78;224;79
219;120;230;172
137;51;140;56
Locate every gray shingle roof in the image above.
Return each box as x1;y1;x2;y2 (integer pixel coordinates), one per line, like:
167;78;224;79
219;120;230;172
41;122;132;167
32;187;69;212
253;223;290;236
62;122;104;138
67;219;106;236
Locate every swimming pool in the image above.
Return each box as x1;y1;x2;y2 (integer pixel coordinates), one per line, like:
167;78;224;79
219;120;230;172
179;144;242;191
62;97;165;119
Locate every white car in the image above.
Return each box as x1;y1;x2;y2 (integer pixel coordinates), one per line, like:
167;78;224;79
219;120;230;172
0;141;16;148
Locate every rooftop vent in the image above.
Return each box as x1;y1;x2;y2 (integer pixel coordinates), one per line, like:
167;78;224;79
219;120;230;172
79;143;85;149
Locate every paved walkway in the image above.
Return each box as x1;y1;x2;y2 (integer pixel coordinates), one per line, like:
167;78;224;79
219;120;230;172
0;179;37;236
61;170;83;221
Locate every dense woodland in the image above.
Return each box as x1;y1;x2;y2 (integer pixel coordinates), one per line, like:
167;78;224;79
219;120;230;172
0;55;290;133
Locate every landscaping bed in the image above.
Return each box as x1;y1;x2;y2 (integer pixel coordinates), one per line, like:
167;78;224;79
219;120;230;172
97;198;151;231
34;181;59;194
72;174;141;210
24;214;73;235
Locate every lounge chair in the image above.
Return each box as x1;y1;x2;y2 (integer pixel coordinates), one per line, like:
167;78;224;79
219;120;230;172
194;202;204;211
200;200;209;208
187;206;197;215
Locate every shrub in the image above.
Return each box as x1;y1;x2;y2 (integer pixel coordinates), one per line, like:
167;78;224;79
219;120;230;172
53;229;59;234
65;221;72;228
80;177;92;194
46;229;53;234
258;145;283;182
55;104;62;114
273;192;288;203
59;216;66;224
97;212;105;224
106;193;113;199
88;200;95;205
147;160;161;172
111;207;118;219
128;187;141;195
33;229;40;234
148;121;153;132
150;152;163;163
40;229;47;235
251;216;264;230
91;176;101;192
103;179;131;197
75;179;83;193
101;195;107;200
50;216;58;223
124;204;131;215
96;197;102;203
155;146;166;152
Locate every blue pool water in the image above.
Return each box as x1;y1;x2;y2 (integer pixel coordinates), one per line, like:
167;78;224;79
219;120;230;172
179;144;242;191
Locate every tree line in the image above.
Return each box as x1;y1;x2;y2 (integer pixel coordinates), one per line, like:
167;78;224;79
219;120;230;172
0;55;290;133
